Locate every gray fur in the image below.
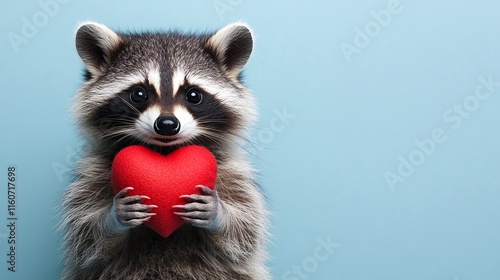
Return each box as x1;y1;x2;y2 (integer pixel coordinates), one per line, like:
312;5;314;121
60;22;269;280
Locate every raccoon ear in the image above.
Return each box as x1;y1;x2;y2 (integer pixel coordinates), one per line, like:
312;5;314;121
75;22;122;77
206;23;253;80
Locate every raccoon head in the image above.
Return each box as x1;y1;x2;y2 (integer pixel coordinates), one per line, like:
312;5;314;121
72;22;257;154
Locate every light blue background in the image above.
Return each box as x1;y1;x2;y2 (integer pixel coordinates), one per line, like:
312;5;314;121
1;0;499;279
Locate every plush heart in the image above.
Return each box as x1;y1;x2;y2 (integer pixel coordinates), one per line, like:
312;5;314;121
111;145;218;238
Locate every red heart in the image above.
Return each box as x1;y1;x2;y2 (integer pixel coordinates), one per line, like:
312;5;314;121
111;145;218;238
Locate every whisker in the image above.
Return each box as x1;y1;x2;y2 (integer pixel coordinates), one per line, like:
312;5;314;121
117;96;141;114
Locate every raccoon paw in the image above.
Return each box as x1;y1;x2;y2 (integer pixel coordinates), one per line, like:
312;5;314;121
108;187;158;234
173;185;225;232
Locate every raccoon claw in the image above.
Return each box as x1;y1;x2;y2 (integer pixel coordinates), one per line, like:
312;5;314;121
173;185;224;231
107;187;157;234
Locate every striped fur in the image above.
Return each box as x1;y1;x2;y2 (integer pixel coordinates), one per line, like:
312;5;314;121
60;22;269;280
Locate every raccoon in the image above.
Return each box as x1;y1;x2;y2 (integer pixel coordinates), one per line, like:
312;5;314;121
60;22;269;280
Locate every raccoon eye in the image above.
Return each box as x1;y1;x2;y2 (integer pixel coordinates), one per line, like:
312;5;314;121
130;86;148;103
186;88;203;104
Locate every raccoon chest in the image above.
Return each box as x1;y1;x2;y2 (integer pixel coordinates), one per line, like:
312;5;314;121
125;224;205;254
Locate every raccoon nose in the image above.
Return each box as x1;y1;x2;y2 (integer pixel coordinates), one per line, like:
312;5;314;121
154;116;181;136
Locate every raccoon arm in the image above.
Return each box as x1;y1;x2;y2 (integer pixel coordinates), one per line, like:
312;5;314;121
105;201;129;235
206;199;226;232
105;187;156;235
64;187;154;269
174;185;227;232
64;187;156;271
206;195;268;263
177;185;265;262
63;202;128;271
